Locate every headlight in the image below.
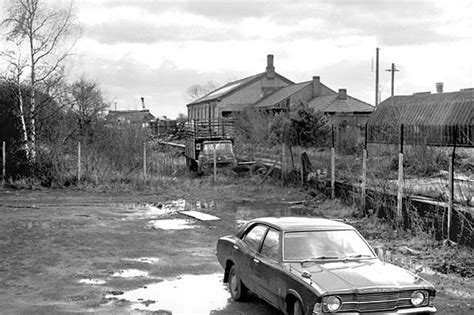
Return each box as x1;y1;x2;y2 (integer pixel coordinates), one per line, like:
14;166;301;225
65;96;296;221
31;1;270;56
323;296;342;312
410;290;426;307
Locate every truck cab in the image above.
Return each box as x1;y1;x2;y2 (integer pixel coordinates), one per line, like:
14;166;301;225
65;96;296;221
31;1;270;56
184;119;237;173
198;140;237;172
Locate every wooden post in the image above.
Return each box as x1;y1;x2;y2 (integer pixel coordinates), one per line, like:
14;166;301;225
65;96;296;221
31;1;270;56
213;143;217;183
397;124;404;221
2;141;5;186
300;154;304;186
362;149;367;213
331;126;335;199
77;142;81;182
281;142;287;184
448;127;457;239
143;142;147;180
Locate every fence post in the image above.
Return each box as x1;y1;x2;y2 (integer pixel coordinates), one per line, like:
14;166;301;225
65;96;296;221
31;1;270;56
448;127;457;239
143;142;147;181
2;141;5;186
361;149;367;213
213;143;217;183
331;125;336;199
361;125;368;213
397;124;404;222
77;142;81;182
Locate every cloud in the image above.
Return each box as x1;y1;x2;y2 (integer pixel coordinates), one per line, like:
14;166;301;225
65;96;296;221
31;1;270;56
85;20;238;44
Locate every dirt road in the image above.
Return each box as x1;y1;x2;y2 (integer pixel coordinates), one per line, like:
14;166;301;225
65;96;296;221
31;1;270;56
0;182;472;314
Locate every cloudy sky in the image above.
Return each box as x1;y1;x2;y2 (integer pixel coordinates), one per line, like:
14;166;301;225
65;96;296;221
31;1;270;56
2;0;473;118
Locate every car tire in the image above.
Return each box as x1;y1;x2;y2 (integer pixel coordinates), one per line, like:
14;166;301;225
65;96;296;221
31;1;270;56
228;265;248;301
292;299;303;315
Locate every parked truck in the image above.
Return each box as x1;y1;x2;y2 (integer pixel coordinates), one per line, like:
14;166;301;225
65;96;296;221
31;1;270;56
184;119;237;173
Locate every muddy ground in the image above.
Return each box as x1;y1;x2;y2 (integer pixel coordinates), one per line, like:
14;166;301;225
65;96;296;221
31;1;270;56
0;179;472;314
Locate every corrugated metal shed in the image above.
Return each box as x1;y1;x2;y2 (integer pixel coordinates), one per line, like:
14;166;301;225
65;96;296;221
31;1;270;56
367;89;473;147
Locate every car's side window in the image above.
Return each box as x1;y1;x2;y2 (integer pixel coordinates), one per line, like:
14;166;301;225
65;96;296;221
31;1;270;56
243;224;267;252
260;228;280;261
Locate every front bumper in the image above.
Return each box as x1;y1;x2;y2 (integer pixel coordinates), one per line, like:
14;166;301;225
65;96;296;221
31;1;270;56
313;306;437;314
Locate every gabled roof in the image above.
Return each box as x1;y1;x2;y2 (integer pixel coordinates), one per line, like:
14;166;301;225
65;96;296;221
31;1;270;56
308;94;374;113
254;81;312;108
187;72;294;106
368;89;473;127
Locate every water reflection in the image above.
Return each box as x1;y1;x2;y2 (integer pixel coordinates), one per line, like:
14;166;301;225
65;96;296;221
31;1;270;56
105;273;229;313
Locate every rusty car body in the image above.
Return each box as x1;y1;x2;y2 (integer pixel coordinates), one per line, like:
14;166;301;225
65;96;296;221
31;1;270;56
216;217;436;315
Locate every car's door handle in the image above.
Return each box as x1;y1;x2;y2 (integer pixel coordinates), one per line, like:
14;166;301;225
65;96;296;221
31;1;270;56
233;245;239;250
253;258;260;264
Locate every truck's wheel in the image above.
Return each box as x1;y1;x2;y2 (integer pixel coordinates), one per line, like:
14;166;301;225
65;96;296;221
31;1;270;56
187;158;198;172
228;265;248;301
250;163;267;177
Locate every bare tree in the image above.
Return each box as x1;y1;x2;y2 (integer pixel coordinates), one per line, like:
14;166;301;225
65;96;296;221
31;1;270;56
1;44;29;158
185;81;218;101
70;77;108;139
2;0;79;161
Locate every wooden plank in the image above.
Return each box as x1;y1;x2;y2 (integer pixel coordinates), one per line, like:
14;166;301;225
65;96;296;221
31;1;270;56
179;210;220;221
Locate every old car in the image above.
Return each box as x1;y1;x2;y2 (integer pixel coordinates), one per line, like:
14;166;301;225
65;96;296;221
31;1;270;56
216;217;436;315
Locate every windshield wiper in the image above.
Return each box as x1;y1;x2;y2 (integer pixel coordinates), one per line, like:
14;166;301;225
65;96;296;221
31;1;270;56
301;256;339;264
344;254;373;260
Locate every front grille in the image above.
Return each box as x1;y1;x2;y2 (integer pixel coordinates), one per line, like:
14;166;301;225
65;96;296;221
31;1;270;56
338;291;414;313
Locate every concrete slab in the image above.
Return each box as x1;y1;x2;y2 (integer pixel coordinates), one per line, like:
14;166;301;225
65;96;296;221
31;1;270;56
179;210;220;221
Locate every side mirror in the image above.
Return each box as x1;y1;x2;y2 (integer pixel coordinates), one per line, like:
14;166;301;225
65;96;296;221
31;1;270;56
301;271;312;279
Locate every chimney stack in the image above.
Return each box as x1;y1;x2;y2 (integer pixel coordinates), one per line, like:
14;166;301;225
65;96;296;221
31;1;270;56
312;76;321;98
141;97;145;109
266;54;275;79
436;82;444;93
337;89;347;100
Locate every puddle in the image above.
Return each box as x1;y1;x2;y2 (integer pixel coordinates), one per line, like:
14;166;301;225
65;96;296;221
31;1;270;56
105;273;229;313
125;257;162;264
118;199;220;219
79;279;106;285
113;269;149;278
147;219;198;230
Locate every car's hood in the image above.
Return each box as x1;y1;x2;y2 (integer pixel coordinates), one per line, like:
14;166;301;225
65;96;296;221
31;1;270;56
287;259;433;294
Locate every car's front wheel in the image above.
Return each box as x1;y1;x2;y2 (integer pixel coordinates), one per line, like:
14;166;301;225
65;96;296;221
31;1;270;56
292;299;303;315
228;265;248;301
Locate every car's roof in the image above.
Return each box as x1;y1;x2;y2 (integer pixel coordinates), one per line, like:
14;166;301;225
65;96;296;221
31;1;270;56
251;217;354;231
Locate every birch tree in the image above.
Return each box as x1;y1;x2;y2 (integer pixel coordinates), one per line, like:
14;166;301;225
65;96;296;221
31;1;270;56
2;0;79;161
1;44;29;159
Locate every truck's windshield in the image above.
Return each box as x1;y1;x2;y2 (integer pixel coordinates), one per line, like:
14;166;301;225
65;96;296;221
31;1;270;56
202;142;233;154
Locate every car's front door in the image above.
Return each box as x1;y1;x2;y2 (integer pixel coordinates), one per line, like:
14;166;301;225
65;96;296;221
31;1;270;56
253;228;283;308
239;224;268;292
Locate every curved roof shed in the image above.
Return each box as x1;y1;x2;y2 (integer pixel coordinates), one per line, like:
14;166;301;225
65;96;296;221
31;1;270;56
367;88;473;147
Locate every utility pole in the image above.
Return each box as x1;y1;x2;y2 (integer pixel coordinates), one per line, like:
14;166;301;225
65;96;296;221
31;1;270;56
386;63;399;97
375;47;380;106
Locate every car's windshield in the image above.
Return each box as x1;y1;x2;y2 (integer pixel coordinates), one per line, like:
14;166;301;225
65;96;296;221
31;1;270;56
202;142;233;154
283;230;375;261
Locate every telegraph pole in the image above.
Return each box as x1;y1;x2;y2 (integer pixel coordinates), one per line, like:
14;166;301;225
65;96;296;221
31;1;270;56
375;47;380;106
386;63;399;97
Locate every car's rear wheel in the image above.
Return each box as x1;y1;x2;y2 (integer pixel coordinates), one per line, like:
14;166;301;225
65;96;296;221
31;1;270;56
292;299;303;315
228;265;247;301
